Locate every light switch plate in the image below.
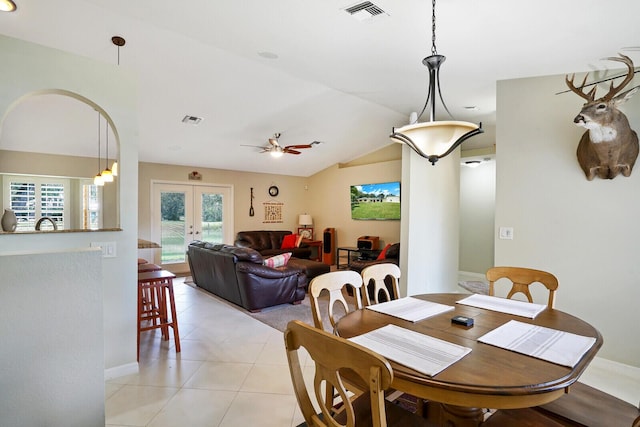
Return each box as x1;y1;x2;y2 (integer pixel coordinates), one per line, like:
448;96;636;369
91;241;117;257
499;227;514;240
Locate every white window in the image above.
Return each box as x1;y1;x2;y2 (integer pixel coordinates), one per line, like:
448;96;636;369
4;176;69;231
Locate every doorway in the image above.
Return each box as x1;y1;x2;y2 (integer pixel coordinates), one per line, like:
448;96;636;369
152;182;233;273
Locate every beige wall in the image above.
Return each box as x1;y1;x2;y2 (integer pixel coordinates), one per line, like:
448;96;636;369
307;157;402;251
138;162;310;259
496;72;640;367
459;159;495;274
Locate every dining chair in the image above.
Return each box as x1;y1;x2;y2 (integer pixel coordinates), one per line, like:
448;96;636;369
361;263;401;306
360;262;426;414
309;270;363;334
284;320;435;427
486;266;559;308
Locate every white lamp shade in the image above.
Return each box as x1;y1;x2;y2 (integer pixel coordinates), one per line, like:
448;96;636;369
298;214;313;226
391;120;479;157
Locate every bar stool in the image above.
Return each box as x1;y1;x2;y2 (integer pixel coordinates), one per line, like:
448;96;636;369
138;263;162;273
137;269;181;360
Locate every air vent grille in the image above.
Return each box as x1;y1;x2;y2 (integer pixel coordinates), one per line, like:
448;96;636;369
182;115;203;125
344;1;386;20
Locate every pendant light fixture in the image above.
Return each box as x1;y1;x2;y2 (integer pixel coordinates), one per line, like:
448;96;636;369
94;111;104;187
109;35;126;177
101;117;114;182
390;0;483;165
0;0;17;12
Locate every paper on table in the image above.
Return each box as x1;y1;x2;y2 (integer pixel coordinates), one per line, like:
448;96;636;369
457;294;546;319
349;324;472;377
365;296;454;322
478;320;596;368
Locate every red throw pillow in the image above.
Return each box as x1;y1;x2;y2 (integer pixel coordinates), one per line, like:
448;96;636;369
377;243;392;260
281;234;298;249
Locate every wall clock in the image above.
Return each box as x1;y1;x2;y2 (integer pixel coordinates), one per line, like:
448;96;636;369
298;227;313;240
268;185;279;197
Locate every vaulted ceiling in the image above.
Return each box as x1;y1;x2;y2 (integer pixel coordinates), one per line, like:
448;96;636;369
1;0;639;176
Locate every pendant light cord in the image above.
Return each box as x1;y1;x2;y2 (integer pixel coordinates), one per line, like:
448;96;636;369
97;111;101;171
431;0;437;56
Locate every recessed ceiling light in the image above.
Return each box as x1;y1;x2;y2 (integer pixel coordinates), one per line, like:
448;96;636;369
182;115;202;125
258;51;278;59
0;0;17;12
463;160;482;168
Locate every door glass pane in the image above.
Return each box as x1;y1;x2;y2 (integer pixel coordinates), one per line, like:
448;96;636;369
160;191;186;264
200;192;223;243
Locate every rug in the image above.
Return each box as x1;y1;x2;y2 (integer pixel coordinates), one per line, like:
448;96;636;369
248;292;354;332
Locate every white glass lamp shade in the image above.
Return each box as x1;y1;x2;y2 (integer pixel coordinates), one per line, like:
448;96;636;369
391;120;479;158
0;0;17;12
94;173;104;186
111;161;118;177
298;214;313;226
101;168;114;182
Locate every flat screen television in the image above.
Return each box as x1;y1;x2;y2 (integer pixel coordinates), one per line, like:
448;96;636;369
350;181;401;220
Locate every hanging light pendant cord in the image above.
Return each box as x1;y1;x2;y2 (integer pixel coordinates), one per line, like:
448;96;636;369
416;0;452;122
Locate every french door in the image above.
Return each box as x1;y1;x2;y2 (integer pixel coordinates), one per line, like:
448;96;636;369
152;182;233;273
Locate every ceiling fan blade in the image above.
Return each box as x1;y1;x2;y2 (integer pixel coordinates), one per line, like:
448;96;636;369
284;149;301;155
284;144;312;150
240;144;267;149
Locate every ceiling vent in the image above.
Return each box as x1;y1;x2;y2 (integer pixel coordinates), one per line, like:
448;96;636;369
182;115;203;125
344;1;387;21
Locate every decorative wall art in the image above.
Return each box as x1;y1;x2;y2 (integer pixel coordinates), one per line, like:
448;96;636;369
263;202;283;223
188;171;202;180
565;54;639;180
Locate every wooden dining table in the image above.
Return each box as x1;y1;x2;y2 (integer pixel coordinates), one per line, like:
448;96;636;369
335;293;603;426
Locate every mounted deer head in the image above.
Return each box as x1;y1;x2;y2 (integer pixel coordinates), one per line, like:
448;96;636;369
565;54;639;180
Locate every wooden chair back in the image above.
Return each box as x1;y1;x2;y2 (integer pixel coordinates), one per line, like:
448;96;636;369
486;266;558;308
361;263;401;306
309;270;363;334
284;320;393;427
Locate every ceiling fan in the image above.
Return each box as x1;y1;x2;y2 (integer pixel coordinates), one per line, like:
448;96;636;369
242;133;319;157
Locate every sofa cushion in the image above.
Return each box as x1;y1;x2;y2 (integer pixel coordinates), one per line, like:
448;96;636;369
218;245;264;263
264;252;292;268
281;234;298;249
385;243;400;259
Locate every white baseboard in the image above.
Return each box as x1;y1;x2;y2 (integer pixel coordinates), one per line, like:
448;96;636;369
580;357;640;406
104;362;139;381
458;271;487;281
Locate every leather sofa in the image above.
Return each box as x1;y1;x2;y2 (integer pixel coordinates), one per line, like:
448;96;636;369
187;241;307;312
235;230;311;259
348;242;400;273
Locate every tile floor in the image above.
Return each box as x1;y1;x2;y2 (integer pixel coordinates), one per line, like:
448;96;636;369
106;277;309;427
106;277;638;427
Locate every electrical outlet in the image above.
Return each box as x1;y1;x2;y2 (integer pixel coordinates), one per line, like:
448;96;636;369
90;241;117;257
499;227;514;240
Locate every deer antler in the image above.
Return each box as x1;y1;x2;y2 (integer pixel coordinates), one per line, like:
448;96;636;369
601;54;635;101
565;72;597;101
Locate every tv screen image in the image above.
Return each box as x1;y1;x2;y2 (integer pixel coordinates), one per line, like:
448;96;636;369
350;181;401;220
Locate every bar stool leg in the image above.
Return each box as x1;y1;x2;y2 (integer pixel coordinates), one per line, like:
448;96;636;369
166;281;180;353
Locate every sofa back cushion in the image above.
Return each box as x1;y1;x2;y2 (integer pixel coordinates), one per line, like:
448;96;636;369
218;245;264;264
235;230;293;252
385;243;400;260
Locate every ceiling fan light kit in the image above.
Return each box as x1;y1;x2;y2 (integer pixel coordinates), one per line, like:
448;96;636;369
242;132;316;157
390;0;483;165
